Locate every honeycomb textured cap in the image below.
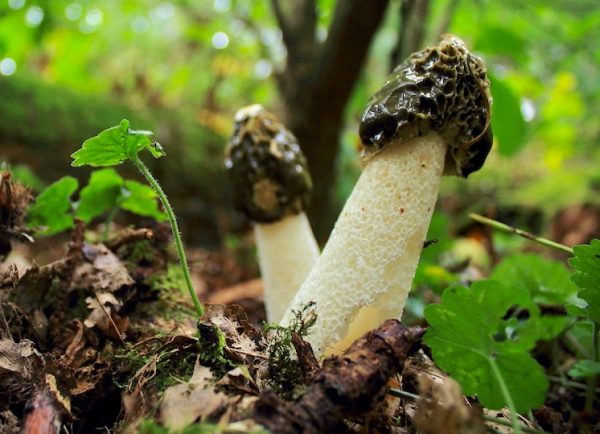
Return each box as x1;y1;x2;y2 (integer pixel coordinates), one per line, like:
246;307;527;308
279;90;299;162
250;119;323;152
225;105;312;222
359;35;493;177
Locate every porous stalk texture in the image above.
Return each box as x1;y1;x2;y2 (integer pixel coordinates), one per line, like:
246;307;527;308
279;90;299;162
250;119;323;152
255;212;320;323
280;133;446;357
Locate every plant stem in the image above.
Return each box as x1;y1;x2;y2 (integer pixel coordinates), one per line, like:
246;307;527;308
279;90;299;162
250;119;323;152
489;357;522;434
585;321;599;412
130;154;204;317
469;213;573;255
102;207;119;242
547;375;599;393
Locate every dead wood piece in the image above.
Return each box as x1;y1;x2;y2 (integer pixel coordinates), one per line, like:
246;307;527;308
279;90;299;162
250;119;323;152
254;320;424;434
105;228;153;251
290;332;319;384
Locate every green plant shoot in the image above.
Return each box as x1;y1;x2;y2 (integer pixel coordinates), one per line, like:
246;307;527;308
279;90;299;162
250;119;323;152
72;119;204;317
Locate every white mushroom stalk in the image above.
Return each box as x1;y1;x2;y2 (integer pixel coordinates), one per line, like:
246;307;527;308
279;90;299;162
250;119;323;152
225;105;319;323
281;35;493;357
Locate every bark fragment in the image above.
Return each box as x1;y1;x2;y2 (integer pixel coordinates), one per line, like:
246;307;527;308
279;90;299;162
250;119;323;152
254;320;423;433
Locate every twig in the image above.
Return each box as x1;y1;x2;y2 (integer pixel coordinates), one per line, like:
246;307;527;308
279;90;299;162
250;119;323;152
105;227;153;251
469;213;573;254
93;291;125;344
254;322;424;433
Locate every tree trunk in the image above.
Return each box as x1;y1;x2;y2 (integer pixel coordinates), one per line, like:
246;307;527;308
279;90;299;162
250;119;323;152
272;0;390;239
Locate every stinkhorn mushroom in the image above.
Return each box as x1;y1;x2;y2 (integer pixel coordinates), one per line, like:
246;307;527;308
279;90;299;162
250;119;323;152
280;35;493;356
225;105;319;323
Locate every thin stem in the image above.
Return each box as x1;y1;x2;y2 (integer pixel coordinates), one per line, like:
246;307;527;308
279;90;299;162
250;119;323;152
130;155;204;317
102;207;119;242
388;388;420;400
585;321;599;412
489;357;522;434
547;375;600;393
469;213;573;255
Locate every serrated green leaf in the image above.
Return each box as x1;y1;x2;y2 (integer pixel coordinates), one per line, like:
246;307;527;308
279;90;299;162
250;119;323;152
76;168;123;223
490;253;580;305
569;240;600;323
71;119;157;167
121;180;167;221
26;176;78;236
568;360;600;379
424;280;550;412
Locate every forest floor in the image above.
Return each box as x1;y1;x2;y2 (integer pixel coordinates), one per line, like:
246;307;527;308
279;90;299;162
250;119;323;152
0;173;598;434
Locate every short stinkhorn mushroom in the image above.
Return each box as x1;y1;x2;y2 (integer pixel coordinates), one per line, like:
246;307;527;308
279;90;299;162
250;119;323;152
225;105;319;323
280;35;493;356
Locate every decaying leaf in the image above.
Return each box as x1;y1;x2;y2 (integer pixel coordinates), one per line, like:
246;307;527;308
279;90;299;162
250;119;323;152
0;409;19;434
84;291;127;340
73;243;134;293
0;338;43;379
159;361;228;431
414;374;487;434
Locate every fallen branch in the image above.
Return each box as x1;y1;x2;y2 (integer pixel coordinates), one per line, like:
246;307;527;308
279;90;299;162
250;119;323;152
105;227;153;251
254;320;424;433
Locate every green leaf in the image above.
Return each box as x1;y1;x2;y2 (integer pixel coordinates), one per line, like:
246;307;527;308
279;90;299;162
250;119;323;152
568;360;600;379
71;119;158;167
474;26;527;65
76;168;123;223
76;169;166;223
424;280;549;412
121;180;167;221
26;176;78;236
569;240;600;323
569;320;600;360
489;74;527;156
490;253;580;305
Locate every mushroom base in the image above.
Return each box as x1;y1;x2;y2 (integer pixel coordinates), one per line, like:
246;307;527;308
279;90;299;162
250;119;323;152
255;212;320;323
280;132;446;357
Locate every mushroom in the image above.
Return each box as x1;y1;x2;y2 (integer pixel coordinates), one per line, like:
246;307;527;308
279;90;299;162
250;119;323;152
225;105;319;323
280;35;493;357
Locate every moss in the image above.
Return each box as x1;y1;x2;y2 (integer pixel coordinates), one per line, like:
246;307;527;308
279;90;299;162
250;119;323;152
196;321;236;377
263;301;317;399
113;338;199;393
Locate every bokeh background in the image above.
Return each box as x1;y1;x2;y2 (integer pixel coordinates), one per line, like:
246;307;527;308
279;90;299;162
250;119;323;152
1;0;598;268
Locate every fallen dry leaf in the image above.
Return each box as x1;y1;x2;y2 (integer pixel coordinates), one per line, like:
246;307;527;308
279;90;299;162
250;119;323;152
414;374;487;434
159;361;228;431
0;339;42;379
73;243;134;293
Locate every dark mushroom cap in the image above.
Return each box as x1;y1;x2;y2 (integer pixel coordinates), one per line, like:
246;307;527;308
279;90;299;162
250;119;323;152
225;105;312;223
359;35;492;177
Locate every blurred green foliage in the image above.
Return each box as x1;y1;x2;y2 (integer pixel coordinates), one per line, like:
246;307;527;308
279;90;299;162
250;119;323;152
0;0;599;246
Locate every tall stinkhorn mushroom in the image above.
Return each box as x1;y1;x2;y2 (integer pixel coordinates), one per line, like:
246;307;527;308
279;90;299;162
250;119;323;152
281;35;493;357
225;105;319;323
